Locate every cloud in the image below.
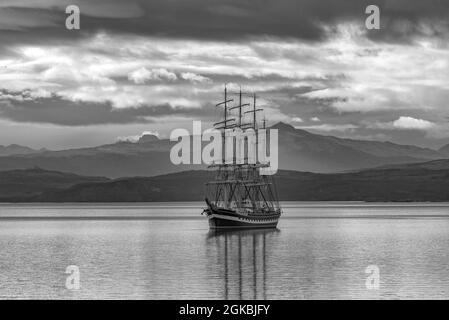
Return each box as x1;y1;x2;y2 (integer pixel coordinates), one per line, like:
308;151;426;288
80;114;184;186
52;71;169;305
366;116;437;132
295;123;358;132
0;92;216;126
117;130;160;142
1;28;448;140
392;116;436;130
310;117;321;122
0;1;449;148
0;7;59;31
1;22;449;113
128;67;177;84
181;72;211;83
0;0;448;46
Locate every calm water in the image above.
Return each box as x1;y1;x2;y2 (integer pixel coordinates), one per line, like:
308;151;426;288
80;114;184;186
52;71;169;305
0;202;448;299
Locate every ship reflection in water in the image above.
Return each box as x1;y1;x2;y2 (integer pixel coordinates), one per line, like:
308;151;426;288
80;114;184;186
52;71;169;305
206;229;280;300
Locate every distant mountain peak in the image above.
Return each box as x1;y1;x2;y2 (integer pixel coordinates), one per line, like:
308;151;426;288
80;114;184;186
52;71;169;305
271;122;296;131
1;143;32;149
0;144;39;156
137;134;160;144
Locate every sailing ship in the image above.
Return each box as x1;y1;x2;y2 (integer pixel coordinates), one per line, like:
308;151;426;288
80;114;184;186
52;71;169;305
203;86;282;229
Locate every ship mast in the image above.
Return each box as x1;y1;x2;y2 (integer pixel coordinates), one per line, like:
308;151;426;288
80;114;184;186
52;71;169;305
214;85;234;164
207;86;278;212
215;85;234;129
224;86;227;128
229;87;250;129
253;94;256;130
244;93;263;164
244;94;263;129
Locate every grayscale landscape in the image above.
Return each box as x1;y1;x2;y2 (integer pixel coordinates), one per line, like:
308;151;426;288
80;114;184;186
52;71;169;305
0;0;449;300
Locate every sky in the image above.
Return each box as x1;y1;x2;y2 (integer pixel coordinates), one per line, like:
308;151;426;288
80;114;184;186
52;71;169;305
0;0;449;150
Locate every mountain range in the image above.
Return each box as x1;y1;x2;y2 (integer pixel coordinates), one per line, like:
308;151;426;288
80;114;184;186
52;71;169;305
0;144;47;157
0;122;448;178
2;159;449;202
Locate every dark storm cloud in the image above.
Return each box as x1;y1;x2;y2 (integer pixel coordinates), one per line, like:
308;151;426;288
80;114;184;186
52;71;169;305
0;93;216;126
1;0;449;45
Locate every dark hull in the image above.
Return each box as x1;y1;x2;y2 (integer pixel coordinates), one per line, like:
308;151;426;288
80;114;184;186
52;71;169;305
205;206;280;229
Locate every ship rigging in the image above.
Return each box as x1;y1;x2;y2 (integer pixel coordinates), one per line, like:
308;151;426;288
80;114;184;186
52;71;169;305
203;86;282;229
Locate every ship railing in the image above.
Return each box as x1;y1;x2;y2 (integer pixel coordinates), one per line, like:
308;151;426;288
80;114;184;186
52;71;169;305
205;180;272;186
207;163;270;168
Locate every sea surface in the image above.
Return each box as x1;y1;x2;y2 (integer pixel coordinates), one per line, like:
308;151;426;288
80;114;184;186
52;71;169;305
0;202;448;299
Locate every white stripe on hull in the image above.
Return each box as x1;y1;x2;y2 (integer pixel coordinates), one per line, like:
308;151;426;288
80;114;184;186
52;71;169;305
208;213;279;229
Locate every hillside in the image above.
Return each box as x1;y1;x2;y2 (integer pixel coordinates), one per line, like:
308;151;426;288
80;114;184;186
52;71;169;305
439;143;449;156
2;159;449;202
0;144;45;156
273;123;444;173
0;167;108;200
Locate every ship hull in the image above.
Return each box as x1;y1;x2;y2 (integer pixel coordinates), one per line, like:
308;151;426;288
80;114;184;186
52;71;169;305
205;207;279;229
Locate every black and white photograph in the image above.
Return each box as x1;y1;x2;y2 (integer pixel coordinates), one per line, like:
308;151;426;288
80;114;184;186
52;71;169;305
0;0;449;306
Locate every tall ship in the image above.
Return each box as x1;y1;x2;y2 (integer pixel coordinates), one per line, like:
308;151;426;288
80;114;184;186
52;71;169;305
203;86;282;229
